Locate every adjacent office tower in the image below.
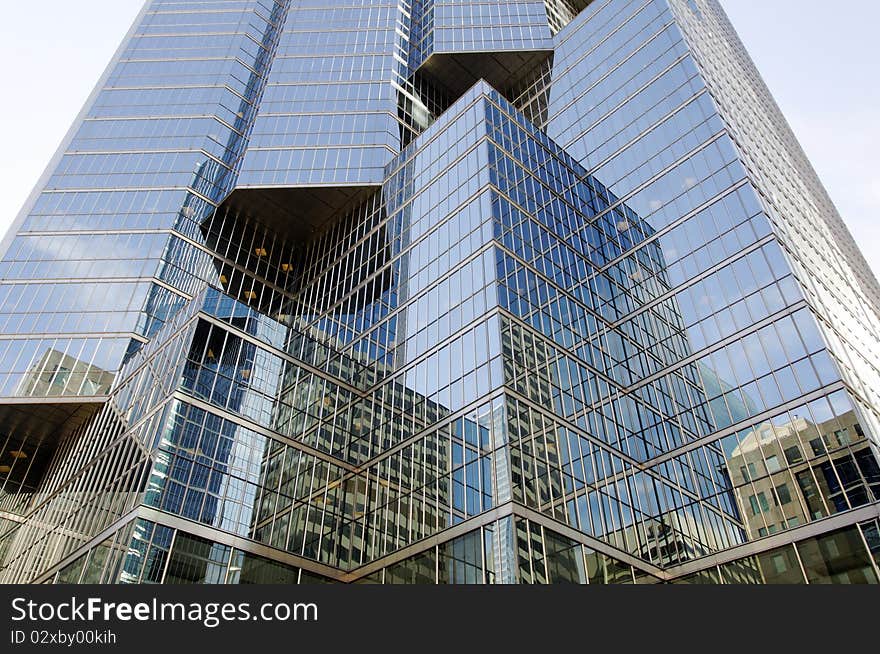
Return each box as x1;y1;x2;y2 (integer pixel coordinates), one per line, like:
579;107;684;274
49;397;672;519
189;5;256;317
0;0;878;585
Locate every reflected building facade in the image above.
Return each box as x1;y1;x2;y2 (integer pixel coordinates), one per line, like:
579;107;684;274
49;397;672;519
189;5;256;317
0;0;879;585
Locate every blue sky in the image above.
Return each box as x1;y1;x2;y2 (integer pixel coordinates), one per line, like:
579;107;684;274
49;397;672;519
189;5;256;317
0;0;877;276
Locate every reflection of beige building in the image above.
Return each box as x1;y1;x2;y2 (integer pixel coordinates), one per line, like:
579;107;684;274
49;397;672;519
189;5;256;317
16;349;114;397
727;411;879;539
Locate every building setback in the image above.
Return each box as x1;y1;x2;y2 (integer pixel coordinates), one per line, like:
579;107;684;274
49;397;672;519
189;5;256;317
0;0;878;584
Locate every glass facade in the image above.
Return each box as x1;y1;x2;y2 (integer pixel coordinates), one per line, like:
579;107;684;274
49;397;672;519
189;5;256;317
0;0;878;585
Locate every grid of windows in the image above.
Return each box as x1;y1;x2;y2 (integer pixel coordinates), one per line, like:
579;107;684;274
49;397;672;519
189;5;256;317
2;0;879;585
0;0;288;403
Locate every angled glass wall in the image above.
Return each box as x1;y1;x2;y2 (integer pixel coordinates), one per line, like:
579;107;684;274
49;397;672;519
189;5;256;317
1;0;878;585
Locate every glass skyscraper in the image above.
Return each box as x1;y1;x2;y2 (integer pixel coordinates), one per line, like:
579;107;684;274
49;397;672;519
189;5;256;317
0;0;878;585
